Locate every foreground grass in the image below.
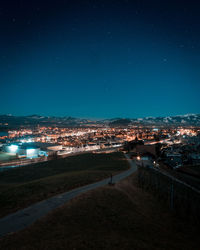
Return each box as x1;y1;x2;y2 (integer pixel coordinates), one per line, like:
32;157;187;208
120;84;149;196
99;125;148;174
0;152;129;218
0;152;17;163
0;174;199;250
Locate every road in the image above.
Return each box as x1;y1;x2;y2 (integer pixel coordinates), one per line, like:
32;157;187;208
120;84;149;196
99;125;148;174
0;154;137;238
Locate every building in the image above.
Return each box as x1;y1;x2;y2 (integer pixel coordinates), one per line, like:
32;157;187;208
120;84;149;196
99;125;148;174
3;143;40;159
132;144;157;157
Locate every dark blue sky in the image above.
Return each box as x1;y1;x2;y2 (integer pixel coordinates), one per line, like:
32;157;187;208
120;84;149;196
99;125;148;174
0;0;200;118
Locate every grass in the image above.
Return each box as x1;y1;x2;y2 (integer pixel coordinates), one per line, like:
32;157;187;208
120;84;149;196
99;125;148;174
0;173;199;250
159;161;200;189
179;165;200;176
0;152;17;163
0;152;129;218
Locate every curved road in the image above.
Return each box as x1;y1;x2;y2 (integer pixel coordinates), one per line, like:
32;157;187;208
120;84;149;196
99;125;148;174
0;154;137;238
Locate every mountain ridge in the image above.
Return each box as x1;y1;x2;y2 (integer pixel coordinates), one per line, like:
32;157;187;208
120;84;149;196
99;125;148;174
0;113;200;127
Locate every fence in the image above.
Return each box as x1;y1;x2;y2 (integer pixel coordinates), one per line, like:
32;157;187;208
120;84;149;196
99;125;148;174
137;165;200;225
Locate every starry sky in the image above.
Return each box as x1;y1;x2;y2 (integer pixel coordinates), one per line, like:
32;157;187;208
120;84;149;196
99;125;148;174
0;0;200;118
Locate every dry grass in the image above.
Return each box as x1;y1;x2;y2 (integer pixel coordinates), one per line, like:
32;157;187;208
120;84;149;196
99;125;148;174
0;173;199;250
0;152;17;163
0;152;129;218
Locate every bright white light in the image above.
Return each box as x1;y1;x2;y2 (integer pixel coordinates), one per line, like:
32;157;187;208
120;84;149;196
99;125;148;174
9;145;18;153
137;156;141;160
27;149;35;154
26;148;36;158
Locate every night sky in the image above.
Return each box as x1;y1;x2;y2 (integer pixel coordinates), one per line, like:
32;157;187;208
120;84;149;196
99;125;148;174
0;0;200;118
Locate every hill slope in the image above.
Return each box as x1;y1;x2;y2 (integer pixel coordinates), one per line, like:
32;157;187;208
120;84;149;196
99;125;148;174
0;174;199;250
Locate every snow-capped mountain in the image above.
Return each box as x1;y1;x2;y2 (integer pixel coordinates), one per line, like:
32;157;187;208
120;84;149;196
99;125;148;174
0;114;200;128
131;114;200;125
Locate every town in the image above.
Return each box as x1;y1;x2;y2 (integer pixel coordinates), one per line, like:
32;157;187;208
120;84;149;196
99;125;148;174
0;124;200;175
1;0;200;248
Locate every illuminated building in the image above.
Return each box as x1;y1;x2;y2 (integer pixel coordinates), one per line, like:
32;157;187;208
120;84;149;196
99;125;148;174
3;143;40;159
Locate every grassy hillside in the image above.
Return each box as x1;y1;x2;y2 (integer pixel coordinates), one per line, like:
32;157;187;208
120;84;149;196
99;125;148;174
0;152;17;163
0;152;129;218
0;173;199;249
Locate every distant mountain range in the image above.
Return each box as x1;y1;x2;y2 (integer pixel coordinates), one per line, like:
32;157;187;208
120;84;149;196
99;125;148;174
0;115;89;128
0;114;200;128
108;114;200;126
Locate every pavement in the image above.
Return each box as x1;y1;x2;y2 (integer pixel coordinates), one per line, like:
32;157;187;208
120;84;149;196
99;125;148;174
0;154;137;238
